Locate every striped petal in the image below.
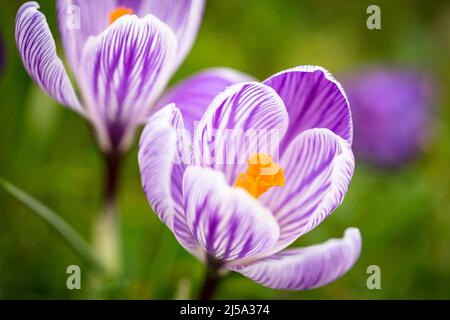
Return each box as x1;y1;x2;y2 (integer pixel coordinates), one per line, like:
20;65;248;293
139;0;205;70
193;82;288;185
58;0;204;76
260;129;355;252
57;0;117;76
344;68;432;167
182;166;280;262
79;14;177;151
16;2;82;112
156;68;254;134
138;104;188;228
264;66;352;153
0;32;4;74
231;228;361;290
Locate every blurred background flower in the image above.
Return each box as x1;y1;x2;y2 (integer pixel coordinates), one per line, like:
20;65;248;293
343;67;434;168
138;67;359;297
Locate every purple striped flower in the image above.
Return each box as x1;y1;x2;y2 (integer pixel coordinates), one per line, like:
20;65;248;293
138;66;362;290
15;0;251;152
344;68;433;167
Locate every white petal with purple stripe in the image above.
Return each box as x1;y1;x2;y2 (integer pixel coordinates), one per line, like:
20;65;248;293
57;0;117;75
138;104;183;227
156;68;254;134
80;14;177;151
139;0;205;70
139;104;197;253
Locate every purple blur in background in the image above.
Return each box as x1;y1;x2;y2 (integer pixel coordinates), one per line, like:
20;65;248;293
0;32;4;75
344;67;434;168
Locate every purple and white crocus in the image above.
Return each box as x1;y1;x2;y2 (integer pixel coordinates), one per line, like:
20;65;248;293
139;66;362;290
15;0;251;153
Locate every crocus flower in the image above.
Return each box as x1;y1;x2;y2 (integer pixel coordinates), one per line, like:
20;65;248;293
15;0;250;153
344;67;433;167
15;0;255;274
139;66;361;291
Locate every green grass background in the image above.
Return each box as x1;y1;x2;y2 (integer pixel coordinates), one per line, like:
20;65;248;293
0;0;449;299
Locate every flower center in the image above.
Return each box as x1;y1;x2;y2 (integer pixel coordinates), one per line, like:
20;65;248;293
109;6;134;25
235;153;285;198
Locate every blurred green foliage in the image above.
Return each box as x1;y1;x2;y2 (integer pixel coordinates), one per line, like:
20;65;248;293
1;0;449;299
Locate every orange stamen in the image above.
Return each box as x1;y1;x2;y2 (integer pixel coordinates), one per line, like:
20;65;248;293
235;153;285;198
109;6;134;25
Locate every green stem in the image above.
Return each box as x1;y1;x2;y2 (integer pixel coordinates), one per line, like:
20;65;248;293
0;177;104;272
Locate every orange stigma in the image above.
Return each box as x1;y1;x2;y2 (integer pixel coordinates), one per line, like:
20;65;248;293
109;6;134;25
235;153;285;198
